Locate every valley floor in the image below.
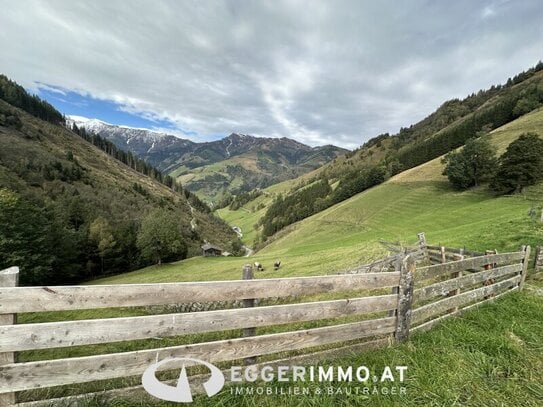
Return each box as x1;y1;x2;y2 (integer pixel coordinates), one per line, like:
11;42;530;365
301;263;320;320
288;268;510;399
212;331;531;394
94;179;543;285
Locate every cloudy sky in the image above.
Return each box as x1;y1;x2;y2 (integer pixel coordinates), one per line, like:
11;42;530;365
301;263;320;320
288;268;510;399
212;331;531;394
1;0;542;148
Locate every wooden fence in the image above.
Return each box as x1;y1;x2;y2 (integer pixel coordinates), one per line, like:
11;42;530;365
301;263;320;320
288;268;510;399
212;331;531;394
534;246;543;272
0;239;532;406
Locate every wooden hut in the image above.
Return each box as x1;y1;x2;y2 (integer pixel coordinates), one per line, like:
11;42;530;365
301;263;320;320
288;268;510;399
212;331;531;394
201;243;223;257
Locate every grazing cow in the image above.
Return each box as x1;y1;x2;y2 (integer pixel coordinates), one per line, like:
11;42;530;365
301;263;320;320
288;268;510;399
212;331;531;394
254;262;264;271
274;260;281;270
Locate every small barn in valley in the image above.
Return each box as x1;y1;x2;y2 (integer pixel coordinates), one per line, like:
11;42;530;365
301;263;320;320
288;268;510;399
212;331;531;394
201;243;223;257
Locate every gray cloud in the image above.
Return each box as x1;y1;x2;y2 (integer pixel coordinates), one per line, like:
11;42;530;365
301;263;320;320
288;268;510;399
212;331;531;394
0;0;542;148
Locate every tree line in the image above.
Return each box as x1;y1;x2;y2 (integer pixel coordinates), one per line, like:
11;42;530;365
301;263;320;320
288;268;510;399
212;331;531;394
394;62;543;171
259;166;385;242
0;74;64;124
71;123;211;213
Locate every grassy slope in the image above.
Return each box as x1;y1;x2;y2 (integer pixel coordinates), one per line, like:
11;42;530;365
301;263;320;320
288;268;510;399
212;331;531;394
96;107;543;285
216;177;303;245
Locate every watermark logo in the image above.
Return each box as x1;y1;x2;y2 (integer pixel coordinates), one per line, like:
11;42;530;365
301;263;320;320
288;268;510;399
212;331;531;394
142;357;225;403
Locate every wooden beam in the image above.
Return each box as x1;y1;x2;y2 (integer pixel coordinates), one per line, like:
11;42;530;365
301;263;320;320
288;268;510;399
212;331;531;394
427;246;484;257
0;272;400;314
417;232;428;260
412;275;520;325
413;263;522;303
395;256;414;342
17;338;391;407
0;317;396;393
242;264;256;365
412;286;518;333
415;252;524;282
519;245;530;290
0;294;397;353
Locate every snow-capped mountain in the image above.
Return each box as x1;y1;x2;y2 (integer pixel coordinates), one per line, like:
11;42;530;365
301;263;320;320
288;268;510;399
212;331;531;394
66;116;195;159
67;116;348;200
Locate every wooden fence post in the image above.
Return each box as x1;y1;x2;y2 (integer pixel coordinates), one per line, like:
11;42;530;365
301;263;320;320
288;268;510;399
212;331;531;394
388;256;401;317
534;246;543;273
242;264;256;365
447;251;464;313
395;256;415;342
440;246;446;263
519;245;530;290
0;266;19;407
417;232;427;260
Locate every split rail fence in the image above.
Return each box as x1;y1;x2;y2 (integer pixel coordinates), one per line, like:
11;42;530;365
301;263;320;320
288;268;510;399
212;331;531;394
0;234;532;406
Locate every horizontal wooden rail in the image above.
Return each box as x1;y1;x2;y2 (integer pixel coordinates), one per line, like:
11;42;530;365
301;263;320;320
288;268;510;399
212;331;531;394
413;263;522;303
426;245;484;257
415;252;524;282
0;294;397;352
412;287;518;333
411;275;520;325
0;317;396;393
16;338;391;407
0;272;400;314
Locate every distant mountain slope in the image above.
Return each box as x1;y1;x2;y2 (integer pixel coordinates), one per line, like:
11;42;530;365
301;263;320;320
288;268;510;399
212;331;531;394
258;107;543;257
173;133;347;202
66;116;196;167
67;116;348;202
0;99;237;285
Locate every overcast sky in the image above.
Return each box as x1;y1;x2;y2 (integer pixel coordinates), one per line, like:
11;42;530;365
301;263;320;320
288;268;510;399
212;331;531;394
1;0;542;148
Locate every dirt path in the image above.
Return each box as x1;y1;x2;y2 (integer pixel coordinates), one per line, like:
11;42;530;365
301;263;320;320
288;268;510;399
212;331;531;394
243;245;253;257
187;201;197;231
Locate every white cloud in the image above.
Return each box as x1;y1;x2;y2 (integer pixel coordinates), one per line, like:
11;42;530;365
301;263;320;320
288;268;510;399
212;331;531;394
0;0;541;148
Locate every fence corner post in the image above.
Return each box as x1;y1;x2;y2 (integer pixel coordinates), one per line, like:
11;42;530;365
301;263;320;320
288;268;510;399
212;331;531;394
0;266;19;406
395;256;415;343
519;245;530;290
417;232;428;260
242;264;256;365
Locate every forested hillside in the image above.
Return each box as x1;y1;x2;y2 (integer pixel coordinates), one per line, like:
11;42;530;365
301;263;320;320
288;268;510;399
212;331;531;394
0;92;237;286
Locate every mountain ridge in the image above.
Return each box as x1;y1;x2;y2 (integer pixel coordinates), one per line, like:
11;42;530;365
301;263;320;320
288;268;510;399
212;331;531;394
67;116;348;202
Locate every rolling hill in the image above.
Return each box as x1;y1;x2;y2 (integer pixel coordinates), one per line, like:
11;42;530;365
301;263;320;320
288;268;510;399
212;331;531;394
67;117;347;203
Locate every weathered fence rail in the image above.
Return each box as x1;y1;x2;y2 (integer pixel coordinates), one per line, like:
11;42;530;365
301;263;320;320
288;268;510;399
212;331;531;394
412;246;530;333
0;235;533;406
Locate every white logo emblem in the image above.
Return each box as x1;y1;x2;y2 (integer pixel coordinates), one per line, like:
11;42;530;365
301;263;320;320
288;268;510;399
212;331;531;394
142;357;225;403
